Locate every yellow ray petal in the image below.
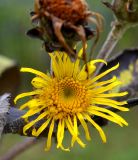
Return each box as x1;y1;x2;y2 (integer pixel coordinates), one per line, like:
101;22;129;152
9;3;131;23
90;59;107;66
14;90;41;104
57;119;62;147
59;145;70;151
65;119;85;148
73;115;79;136
67;116;78;146
31;77;48;88
73;60;80;79
72;45;87;78
21;99;46;111
45;119;55;151
66;56;74;77
71;48;83;79
97;91;128;98
68;116;74;129
88;106;128;126
23;111;48;135
83;113;106;143
21;68;50;81
71;115;79;146
87;109;123;127
57;119;69;151
33;118;51;136
49;53;62;79
19;99;43;110
77;63;95;80
77;59;107;80
93;98;127;106
90;81;121;94
55;52;66;76
88;76;117;89
22;107;45;118
77;113;91;140
90;63;119;84
93;100;129;111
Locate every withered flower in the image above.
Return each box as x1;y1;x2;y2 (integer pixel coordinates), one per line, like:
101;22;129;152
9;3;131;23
27;0;103;61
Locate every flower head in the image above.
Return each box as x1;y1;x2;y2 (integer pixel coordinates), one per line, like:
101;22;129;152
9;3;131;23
34;0;89;24
15;49;129;151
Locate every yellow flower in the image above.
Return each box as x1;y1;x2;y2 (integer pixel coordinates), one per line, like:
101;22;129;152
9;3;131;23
14;49;129;151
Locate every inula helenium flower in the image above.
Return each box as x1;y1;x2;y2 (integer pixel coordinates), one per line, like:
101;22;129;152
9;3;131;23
14;49;129;151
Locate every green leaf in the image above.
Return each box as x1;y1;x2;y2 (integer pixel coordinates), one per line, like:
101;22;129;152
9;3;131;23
0;55;20;104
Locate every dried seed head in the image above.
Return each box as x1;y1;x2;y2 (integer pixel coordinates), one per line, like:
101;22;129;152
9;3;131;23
29;0;103;61
35;0;90;24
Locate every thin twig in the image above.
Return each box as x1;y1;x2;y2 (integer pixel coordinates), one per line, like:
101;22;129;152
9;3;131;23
95;21;129;75
0;138;38;160
0;94;10;138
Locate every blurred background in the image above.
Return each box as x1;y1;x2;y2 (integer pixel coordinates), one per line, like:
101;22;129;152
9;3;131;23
0;0;138;159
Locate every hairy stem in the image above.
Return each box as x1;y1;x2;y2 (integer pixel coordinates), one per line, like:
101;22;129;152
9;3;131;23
0;138;38;160
95;21;129;75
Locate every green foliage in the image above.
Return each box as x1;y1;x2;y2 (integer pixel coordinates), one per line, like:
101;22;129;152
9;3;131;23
0;0;138;159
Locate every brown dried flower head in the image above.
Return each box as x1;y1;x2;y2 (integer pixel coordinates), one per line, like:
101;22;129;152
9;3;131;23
28;0;103;64
35;0;89;24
